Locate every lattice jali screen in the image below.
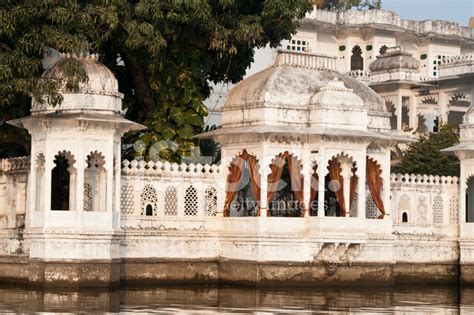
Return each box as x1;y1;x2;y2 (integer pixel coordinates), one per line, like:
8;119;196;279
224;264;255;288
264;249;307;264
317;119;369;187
350;192;358;218
164;186;178;216
121;185;134;215
449;194;459;224
204;187;218;217
140;184;158;216
366;193;378;219
184;186;198;216
432;195;444;224
83;182;93;212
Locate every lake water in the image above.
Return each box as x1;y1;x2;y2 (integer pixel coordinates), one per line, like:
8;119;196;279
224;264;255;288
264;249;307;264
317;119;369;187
0;285;473;314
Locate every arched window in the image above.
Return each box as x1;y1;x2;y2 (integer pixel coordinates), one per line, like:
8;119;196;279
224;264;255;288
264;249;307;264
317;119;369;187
51;151;76;211
85;151;107;212
204;187;218;217
224;150;260;217
267;152;305;217
402;212;408;223
145;204;153;216
325;154;357;217
351;45;364;71
379;45;388;55
141;185;158;216
164;186;178;216
385;100;397;130
184;186;198;216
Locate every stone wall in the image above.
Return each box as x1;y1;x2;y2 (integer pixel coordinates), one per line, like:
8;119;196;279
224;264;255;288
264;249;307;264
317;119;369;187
0;157;29;256
0;156;471;286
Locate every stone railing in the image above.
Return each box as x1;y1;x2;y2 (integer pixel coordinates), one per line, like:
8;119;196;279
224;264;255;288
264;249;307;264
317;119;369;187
302;9;474;41
439;54;474;78
390;173;459;233
370;70;421;84
276;50;336;71
346;70;371;85
0;157;29;232
120;160;226;225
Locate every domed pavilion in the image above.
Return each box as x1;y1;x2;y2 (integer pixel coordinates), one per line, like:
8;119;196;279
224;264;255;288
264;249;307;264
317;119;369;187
9;53;144;230
200;50;411;223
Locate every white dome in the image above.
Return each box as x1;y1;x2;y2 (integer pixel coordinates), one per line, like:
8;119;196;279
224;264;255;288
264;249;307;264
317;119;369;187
221;51;390;131
32;53;123;114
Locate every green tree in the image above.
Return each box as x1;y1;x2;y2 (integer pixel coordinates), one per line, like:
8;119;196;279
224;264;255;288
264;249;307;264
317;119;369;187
314;0;381;11
393;124;460;177
0;0;311;160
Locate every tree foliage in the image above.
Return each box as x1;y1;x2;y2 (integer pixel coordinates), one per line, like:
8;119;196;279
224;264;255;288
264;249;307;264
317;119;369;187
313;0;381;11
0;0;311;161
393;124;460;177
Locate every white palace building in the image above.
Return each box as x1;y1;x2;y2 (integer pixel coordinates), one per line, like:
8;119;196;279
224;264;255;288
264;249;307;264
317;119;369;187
1;8;474;288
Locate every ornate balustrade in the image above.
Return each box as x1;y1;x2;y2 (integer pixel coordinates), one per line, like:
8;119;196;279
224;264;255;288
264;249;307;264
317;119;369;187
346;70;371;85
390;173;459;233
439;54;474;78
120;160;226;222
302;9;474;41
276;50;336;71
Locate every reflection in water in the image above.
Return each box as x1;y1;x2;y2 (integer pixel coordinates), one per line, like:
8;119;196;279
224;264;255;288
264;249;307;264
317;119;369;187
0;285;473;313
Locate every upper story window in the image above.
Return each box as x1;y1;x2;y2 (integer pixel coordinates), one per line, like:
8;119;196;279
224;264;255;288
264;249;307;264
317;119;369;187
287;39;310;52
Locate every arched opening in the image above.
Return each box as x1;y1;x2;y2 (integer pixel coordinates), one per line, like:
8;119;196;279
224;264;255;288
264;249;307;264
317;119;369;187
448;93;469;126
267;152;305;217
145;204;153;216
351;45;364;71
366;157;385;219
85;151;107;212
466;177;474;223
325;154;358;217
223;150;260;217
402;212;408;223
385;100;397;130
51;151;76;211
379;45;388;55
141;185;157;216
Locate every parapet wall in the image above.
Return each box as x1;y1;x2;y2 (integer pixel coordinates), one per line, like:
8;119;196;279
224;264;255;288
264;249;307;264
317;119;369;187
303;8;474;41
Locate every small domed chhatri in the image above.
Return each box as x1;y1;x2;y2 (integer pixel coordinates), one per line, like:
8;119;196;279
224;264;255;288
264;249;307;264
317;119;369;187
32;53;123;114
369;46;421;72
222;50;389;131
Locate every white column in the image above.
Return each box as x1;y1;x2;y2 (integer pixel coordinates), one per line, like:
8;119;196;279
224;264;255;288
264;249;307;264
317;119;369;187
43;152;54;213
396;92;403;131
357;154;367;219
381;152;392;219
317;150;326;218
259;173;268;217
409;96;418;130
343;173;350;217
303;165;311;217
115;138;122;214
439;91;448;124
301;148;312;218
75;139;85;214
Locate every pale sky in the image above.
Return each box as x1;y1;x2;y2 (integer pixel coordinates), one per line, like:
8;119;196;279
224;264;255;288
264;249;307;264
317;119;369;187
382;0;474;26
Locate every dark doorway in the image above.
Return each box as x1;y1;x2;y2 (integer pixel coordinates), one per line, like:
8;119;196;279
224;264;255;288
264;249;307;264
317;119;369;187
51;155;70;210
351;45;364;71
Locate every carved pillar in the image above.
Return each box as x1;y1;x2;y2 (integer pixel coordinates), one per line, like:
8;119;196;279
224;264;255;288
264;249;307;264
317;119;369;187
317;150;327;218
439;91;448;124
409;95;418;130
396;92;403;131
357;153;367;219
343;173;351;218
